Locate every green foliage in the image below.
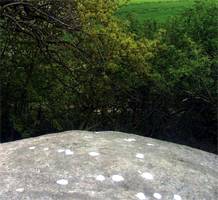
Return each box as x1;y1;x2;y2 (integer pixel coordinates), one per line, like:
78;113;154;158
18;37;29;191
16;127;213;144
165;0;218;57
0;0;80;141
1;0;152;140
152;0;217;102
0;0;217;152
52;0;152;130
147;1;218;145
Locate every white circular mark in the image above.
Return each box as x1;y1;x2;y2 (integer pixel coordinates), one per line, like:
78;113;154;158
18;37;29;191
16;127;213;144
90;191;96;196
29;146;35;150
135;192;146;200
56;179;68;185
65;149;74;155
153;193;162;199
174;194;182;200
16;188;24;192
96;175;105;182
57;149;65;153
89;152;100;157
147;143;154;146
84;136;93;139
141;172;154;180
136;153;144;159
43;147;49;151
124;138;136;142
112;175;124;182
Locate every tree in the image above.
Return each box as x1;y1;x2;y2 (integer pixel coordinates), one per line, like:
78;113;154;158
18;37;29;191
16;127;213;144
0;0;80;141
0;0;152;141
147;1;217;149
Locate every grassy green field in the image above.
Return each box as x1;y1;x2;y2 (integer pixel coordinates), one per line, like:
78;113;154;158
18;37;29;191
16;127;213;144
117;0;195;23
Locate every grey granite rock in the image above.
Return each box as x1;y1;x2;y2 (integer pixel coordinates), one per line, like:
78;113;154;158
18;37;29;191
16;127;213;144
0;130;217;200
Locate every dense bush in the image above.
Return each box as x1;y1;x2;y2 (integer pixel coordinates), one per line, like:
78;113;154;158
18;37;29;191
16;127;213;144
141;0;218;150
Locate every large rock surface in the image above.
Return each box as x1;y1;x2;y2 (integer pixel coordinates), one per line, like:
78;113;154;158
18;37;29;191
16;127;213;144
0;130;217;200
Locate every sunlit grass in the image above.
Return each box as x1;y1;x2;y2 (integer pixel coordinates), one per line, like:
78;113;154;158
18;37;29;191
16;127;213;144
117;0;195;23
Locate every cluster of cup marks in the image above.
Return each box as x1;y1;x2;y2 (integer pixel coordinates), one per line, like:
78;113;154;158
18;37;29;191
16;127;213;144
15;137;182;200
